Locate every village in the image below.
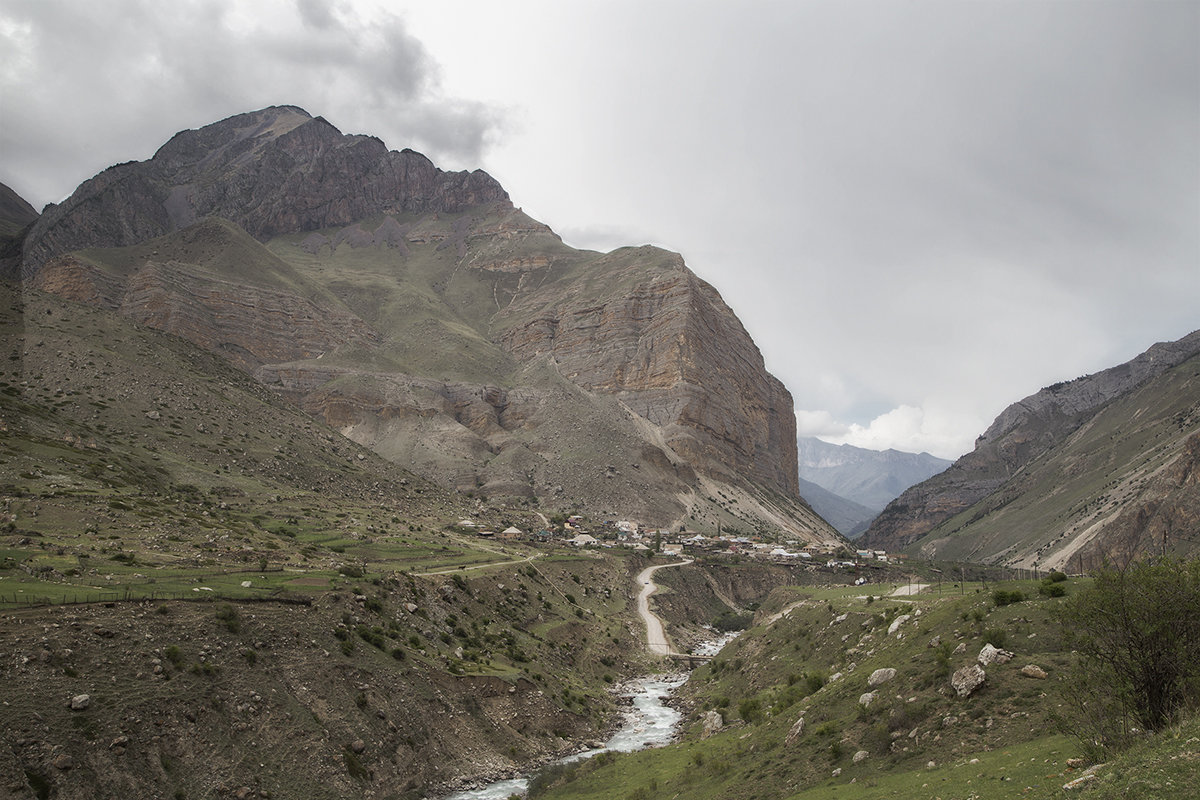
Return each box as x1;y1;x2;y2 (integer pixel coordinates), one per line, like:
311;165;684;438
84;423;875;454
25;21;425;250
451;515;906;573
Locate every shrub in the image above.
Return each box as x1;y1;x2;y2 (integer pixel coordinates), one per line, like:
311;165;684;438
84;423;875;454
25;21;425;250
1039;581;1067;597
1058;557;1200;753
982;627;1008;648
712;611;752;632
214;605;240;634
992;589;1026;607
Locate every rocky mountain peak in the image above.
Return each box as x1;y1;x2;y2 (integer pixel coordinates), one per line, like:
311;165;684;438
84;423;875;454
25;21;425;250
19;106;509;278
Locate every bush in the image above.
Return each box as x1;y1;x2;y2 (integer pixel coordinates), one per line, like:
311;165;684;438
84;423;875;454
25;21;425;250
1039;581;1067;597
712;611;752;632
1058;557;1200;754
215;604;240;633
992;589;1026;607
982;627;1008;648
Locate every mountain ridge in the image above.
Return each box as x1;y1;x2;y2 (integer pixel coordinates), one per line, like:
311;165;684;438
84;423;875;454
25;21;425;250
860;329;1200;565
18;106;835;543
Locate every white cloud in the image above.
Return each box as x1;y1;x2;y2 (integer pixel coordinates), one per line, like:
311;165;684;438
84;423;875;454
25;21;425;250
809;404;982;460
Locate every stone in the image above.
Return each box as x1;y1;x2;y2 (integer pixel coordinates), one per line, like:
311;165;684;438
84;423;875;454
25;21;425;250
928;635;941;648
109;736;129;749
1021;664;1048;679
784;716;804;745
978;643;1015;666
868;668;897;687
858;692;876;707
852;750;869;763
53;754;74;770
951;664;986;697
701;710;723;739
350;739;366;754
68;694;90;711
887;614;912;636
953;642;967;655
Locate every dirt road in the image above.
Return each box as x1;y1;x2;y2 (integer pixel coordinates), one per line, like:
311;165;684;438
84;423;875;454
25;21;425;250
635;559;691;656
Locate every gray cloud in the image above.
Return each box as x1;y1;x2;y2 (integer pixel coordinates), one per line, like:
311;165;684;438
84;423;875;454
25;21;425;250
1;0;1194;459
0;0;502;208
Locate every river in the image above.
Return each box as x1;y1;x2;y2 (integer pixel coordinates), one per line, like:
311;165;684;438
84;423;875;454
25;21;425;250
442;673;688;800
442;561;733;800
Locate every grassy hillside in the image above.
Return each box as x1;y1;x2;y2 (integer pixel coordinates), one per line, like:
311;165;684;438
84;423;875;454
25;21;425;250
532;575;1107;800
0;281;684;797
909;352;1200;570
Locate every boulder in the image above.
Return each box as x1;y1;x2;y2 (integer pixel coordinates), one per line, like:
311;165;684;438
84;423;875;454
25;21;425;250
68;694;90;711
978;643;1014;666
858;691;876;707
1021;664;1048;679
887;614;912;636
951;664;986;697
853;750;870;763
868;668;897;687
701;710;723;739
784;716;805;745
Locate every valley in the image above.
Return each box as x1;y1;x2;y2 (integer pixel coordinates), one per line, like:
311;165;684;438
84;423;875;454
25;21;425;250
1;103;1197;800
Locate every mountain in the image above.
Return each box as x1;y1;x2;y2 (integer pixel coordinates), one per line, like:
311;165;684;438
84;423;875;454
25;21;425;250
796;437;950;535
859;330;1200;568
19;106;836;544
0;181;37;276
793;476;878;537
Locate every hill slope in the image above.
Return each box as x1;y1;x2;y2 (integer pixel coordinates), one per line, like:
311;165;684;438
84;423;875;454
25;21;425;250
860;331;1200;567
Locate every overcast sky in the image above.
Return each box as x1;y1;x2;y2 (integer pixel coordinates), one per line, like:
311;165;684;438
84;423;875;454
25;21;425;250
2;0;1197;459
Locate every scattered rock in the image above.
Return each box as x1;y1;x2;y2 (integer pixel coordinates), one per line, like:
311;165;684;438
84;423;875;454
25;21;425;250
868;668;897;687
951;664;986;697
978;643;1015;666
68;694;90;711
350;739;366;754
53;754;74;770
109;736;129;749
701;710;723;739
832;768;842;777
953;642;967;655
1066;757;1085;768
887;614;912;636
853;750;869;763
858;692;876;707
785;716;804;745
1021;664;1048;679
928;635;941;648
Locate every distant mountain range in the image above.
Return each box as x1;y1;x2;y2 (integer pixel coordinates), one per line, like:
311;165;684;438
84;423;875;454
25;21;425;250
859;331;1200;569
796;438;950;537
9;105;836;544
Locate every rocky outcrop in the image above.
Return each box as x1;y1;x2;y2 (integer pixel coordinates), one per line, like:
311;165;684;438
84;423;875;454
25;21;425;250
951;664;987;698
0;181;37;277
20;106;508;278
861;330;1200;553
497;246;800;497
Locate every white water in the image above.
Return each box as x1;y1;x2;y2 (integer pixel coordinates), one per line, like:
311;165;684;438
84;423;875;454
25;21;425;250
442;673;688;800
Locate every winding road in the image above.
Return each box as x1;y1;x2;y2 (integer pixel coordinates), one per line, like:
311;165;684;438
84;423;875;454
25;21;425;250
634;559;692;656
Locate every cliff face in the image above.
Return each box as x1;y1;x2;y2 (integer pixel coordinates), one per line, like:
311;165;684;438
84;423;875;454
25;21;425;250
20;106;508;278
860;331;1200;562
21;107;830;542
497;247;799;497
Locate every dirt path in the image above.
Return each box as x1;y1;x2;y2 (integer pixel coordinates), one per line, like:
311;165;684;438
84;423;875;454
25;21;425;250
412;553;540;577
635;559;692;656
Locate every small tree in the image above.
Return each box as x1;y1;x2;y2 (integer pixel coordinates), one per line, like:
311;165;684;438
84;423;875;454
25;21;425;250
1057;557;1200;753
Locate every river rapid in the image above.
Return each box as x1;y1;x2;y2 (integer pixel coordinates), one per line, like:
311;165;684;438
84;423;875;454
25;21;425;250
442;673;687;800
443;632;738;800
